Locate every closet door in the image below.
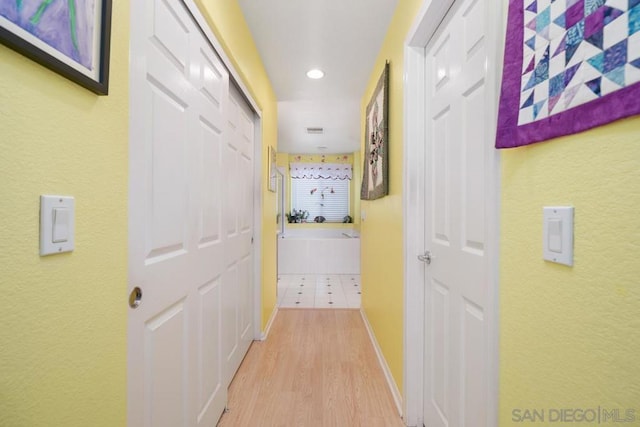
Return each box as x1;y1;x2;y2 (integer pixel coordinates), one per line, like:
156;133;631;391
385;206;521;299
128;0;254;425
222;84;255;387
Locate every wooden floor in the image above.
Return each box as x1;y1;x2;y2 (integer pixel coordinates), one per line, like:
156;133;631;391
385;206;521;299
217;309;404;427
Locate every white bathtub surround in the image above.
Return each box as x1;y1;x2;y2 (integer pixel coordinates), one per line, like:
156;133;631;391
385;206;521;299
278;228;360;275
277;274;361;309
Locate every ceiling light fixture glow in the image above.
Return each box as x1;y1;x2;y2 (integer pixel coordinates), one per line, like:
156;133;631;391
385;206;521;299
306;69;324;79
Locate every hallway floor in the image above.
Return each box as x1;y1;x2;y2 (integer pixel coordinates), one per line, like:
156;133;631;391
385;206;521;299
217;309;403;426
277;274;361;308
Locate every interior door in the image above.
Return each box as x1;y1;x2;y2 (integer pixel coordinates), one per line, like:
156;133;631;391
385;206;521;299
222;83;255;386
422;0;495;425
128;0;253;425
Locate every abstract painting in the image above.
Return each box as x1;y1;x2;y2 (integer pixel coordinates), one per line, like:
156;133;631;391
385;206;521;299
496;0;640;148
361;61;389;200
0;0;112;94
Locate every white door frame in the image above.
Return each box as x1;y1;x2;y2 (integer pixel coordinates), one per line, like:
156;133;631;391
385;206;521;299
177;0;264;341
402;0;503;425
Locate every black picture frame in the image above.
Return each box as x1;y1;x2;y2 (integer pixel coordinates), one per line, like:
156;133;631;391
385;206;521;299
361;61;389;200
0;0;112;95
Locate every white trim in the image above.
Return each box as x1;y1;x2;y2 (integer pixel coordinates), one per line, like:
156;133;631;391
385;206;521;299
486;3;507;425
253;117;264;341
406;0;455;48
260;307;278;341
403;0;503;426
402;42;427;427
182;0;261;117
359;309;404;421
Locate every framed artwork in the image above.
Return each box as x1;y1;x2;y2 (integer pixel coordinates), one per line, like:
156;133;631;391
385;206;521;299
268;145;277;193
496;0;640;148
0;0;113;95
361;61;389;200
275;168;284;234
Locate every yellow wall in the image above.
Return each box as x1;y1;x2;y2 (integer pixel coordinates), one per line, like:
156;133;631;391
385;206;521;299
0;2;277;425
365;1;640;417
194;0;279;329
360;0;424;394
0;2;129;426
500;117;640;421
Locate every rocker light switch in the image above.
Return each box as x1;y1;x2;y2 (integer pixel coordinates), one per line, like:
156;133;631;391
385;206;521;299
547;219;562;253
543;206;573;266
52;207;70;243
40;195;75;256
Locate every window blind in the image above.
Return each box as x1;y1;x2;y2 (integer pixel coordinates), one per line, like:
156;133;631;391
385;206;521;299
291;178;350;222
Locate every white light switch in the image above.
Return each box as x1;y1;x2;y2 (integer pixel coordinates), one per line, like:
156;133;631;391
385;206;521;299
52;207;70;243
543;206;573;266
40;195;75;256
547;219;562;253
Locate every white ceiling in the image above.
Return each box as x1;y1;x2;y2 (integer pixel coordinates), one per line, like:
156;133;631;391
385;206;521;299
238;0;398;154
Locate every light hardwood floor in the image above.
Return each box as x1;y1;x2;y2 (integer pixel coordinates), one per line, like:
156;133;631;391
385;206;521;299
217;309;404;427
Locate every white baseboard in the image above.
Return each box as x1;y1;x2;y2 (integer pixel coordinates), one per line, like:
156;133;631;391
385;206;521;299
260;306;278;341
359;308;404;419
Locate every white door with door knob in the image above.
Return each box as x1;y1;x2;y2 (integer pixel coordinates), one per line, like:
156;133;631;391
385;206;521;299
128;0;255;425
405;0;501;424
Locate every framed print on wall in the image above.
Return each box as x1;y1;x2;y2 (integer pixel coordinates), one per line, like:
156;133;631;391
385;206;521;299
361;61;389;200
0;0;113;95
268;145;277;193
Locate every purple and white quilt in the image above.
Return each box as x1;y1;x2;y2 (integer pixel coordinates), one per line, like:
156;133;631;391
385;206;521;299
496;0;640;148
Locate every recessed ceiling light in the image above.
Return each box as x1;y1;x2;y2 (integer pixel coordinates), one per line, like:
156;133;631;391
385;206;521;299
306;69;324;79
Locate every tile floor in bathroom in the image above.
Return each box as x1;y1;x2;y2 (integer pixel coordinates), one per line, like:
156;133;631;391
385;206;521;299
277;274;361;309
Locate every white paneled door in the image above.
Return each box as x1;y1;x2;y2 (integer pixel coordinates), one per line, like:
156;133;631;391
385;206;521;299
128;1;255;426
222;84;255;385
422;0;497;425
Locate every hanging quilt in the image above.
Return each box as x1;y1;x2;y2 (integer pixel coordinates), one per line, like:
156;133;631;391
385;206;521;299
496;0;640;148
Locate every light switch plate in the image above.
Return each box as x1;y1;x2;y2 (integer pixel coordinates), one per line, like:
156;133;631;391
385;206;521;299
40;195;75;256
543;206;573;266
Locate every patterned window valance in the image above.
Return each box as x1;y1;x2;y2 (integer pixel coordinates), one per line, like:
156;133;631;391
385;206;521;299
290;163;353;180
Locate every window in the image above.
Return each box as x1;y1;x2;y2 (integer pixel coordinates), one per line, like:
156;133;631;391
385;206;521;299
291;178;350;222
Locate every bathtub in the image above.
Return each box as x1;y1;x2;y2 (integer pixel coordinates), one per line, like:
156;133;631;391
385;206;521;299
277;228;360;275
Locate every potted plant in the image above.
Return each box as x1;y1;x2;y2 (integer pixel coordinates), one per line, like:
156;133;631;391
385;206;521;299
286;209;309;223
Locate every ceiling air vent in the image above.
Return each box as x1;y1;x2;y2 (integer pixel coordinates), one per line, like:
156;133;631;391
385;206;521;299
306;127;324;134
